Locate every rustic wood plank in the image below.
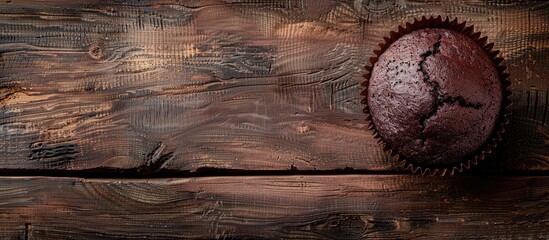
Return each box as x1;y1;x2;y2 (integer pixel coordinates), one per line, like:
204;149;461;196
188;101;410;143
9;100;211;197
0;175;546;239
0;0;548;172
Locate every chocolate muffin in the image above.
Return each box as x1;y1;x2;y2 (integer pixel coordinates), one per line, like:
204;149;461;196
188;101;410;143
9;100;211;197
362;17;511;175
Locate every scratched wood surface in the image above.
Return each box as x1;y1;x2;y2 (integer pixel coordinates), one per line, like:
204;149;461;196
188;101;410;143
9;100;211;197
1;0;548;172
1;1;548;239
0;175;546;239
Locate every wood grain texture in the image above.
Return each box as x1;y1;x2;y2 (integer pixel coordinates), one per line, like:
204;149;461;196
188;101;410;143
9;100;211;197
0;175;546;239
0;0;548;172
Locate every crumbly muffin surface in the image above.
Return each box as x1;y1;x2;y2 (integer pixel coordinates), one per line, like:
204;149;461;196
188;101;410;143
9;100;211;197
367;28;502;165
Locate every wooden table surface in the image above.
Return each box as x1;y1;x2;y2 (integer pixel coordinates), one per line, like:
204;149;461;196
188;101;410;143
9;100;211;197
0;0;548;239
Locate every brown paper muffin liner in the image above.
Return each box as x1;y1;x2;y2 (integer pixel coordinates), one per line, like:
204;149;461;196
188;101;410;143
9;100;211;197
360;16;512;176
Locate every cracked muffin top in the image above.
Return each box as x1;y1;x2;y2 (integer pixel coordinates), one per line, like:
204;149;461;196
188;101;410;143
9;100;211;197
367;28;502;166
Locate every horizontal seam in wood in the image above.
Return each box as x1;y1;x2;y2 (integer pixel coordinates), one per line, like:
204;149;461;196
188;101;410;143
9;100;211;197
0;169;546;179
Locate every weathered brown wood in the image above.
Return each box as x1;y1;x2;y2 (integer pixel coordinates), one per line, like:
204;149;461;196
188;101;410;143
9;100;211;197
0;0;548;172
0;175;546;239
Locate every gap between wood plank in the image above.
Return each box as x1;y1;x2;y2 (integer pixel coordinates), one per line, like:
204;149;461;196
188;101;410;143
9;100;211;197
0;168;546;179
